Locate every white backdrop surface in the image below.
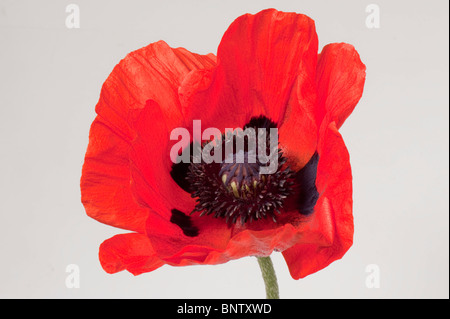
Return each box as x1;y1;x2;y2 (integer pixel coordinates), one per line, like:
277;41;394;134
0;0;448;298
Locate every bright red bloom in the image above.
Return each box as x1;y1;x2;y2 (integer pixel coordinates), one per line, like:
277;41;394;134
81;9;365;279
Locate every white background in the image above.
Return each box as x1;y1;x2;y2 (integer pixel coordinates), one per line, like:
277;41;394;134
0;0;448;298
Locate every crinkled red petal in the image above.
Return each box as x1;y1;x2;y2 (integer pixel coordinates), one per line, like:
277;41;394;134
99;233;164;275
316;43;366;128
81;41;215;231
282;121;354;279
180;9;319;136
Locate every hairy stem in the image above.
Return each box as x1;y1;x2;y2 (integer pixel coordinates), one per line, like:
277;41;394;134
256;256;280;299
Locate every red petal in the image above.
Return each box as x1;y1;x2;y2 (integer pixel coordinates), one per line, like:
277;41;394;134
81;119;148;232
129;100;194;213
145;209;233;265
95;40;215;133
282;121;354;279
81;41;215;231
128;100;236;267
278;75;318;171
316;43;366;129
130;102;233;266
153;221;320;267
99;233;164;275
180;9;318;132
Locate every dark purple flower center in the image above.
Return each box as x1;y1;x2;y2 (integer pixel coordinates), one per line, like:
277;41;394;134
170;116;319;226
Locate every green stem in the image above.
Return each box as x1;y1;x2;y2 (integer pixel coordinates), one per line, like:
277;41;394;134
256;256;280;299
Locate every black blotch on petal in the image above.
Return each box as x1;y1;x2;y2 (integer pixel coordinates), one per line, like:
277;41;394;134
170;209;199;237
170;162;191;192
296;152;320;216
170;143;194;193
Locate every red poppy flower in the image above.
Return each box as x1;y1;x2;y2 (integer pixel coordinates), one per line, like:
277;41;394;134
81;8;365;279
